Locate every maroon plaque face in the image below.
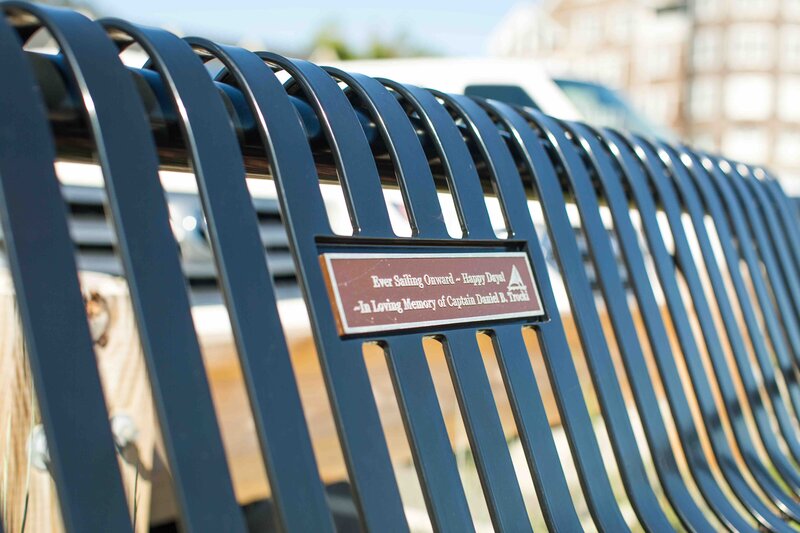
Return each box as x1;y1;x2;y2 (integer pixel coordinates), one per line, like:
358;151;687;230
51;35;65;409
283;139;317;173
320;251;544;335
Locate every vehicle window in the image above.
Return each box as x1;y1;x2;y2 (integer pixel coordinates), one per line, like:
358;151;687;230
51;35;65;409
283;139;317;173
554;78;670;138
464;84;541;110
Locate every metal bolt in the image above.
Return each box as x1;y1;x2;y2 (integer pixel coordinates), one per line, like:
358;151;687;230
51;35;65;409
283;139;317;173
27;415;139;473
27;424;50;471
110;413;138;451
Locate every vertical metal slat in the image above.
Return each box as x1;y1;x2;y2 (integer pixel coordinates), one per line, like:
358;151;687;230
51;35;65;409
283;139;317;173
0;7;131;532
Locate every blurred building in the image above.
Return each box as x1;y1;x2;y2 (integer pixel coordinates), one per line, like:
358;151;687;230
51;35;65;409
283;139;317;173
490;0;800;189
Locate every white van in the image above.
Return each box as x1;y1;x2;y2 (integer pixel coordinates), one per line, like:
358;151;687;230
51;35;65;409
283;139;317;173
325;57;582;120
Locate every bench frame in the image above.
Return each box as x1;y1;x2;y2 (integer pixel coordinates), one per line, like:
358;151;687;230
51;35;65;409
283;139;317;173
3;3;800;532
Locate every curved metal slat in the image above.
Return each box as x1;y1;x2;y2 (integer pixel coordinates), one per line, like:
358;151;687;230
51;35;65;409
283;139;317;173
616;132;790;532
676;149;800;468
382;336;475;533
512;109;673;531
577;124;753;532
177;39;337;532
98;17;297;532
10;6;800;531
437;329;532;532
351;92;536;532
247;54;420;532
433;93;593;532
740;169;800;324
395;87;582;530
371;82;576;529
635;137;799;527
260;54;394;238
600;130;761;533
691;152;800;426
558;120;714;532
0;5;132;532
303;65;474;531
377;80;495;239
657;143;800;496
660;149;800;520
488;324;586;531
440;94;628;531
324;69;448;239
763;176;800;279
707;156;800;395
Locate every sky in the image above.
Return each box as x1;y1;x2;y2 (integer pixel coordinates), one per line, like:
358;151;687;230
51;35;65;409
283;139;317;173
93;0;521;56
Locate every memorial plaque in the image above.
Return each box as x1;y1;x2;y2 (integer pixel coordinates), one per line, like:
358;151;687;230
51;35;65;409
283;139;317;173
320;251;544;335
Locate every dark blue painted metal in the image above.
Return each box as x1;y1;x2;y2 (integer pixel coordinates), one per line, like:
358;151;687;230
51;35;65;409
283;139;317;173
651;142;800;516
659;145;800;492
437;329;533;531
736;165;800;332
439;94;631;531
46;10;253;531
572;123;756;532
266;65;531;530
326;75;533;531
9;4;800;531
705;155;800;401
173;38;337;532
376;80;495;238
740;166;800;329
487;104;672;531
688;152;800;428
13;8;249;530
323;68;449;239
0;7;132;532
672;147;800;475
380;335;476;532
375;81;582;531
257;54;448;532
616;132;792;531
235;56;471;531
555;120;715;532
762;174;800;281
598;129;764;532
263;55;395;238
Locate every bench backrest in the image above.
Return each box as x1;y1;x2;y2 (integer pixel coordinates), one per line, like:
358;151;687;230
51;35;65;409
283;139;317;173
3;3;800;532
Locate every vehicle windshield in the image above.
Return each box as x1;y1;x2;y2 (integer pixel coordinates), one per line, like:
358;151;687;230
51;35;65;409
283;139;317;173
554;78;673;139
464;84;541;110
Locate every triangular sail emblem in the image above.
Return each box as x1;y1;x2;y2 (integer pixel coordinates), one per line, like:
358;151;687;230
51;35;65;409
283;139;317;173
507;265;527;291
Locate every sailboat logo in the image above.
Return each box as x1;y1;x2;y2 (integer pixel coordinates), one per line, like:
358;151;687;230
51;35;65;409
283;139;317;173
507;265;527;292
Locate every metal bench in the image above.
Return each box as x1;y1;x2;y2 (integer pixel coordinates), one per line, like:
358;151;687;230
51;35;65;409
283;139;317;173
2;2;800;531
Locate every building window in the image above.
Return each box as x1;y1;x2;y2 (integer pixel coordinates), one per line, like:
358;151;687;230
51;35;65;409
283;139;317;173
694;0;724;21
690;77;719;121
786;0;800;19
724;75;773;120
727;24;774;70
691;132;718;151
722;127;770;164
608;10;632;43
782;26;800;69
693;28;721;71
571;54;626;87
635;84;677;126
776;130;800;166
779;77;800;120
571;11;603;46
731;0;777;18
640;45;679;80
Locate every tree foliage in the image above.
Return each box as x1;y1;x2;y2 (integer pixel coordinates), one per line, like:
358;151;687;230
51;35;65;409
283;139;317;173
308;22;436;60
